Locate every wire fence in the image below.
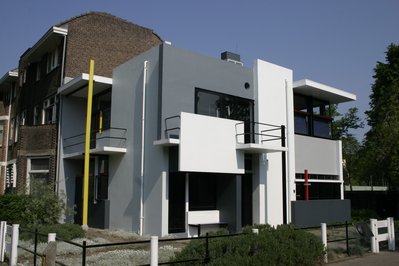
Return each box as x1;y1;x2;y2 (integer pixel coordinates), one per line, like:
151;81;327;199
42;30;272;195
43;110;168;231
12;223;370;265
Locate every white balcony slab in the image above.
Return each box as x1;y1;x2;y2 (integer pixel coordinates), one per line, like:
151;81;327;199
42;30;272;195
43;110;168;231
63;146;126;159
236;143;287;154
153;138;180;146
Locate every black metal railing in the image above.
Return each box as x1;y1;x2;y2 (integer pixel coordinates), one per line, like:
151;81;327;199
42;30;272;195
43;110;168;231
164;115;181;139
63;127;127;153
15;223;368;265
235;121;284;145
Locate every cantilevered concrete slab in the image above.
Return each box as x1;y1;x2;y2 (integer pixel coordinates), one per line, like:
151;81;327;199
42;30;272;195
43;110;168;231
58;73;112;97
293;79;356;104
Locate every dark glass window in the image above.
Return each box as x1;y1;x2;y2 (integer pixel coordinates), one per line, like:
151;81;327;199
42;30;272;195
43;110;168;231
294;93;332;138
195;88;254;142
189;173;217;211
96;157;109;200
295;173;339;180
296;182;341;200
195;89;253;122
93;90;111;132
169;173;186;233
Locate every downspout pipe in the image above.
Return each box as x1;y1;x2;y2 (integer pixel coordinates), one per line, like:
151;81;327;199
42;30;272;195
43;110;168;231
139;60;148;236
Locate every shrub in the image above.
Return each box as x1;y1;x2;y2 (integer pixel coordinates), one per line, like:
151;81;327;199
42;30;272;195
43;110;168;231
34;223;85;242
351;209;379;222
0;193;31;224
172;225;324;265
0;184;68;226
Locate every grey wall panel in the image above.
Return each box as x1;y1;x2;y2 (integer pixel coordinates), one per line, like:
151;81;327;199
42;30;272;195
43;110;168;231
291;199;351;228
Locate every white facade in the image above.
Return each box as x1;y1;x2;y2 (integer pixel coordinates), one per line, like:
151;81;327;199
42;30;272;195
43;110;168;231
57;44;356;235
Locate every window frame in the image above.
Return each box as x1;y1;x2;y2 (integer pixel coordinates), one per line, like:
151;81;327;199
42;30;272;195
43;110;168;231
27;157;50;194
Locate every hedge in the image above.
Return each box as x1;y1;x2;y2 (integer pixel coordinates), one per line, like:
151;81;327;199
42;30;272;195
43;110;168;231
172;225;324;265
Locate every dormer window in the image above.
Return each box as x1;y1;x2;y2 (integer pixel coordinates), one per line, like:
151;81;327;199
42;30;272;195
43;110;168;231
294;94;332;138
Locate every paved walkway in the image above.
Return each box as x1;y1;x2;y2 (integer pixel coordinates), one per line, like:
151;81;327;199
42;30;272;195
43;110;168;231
329;251;399;265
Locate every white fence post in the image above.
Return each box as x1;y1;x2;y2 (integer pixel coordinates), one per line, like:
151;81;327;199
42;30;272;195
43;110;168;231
0;221;6;262
321;223;327;263
10;224;19;266
48;233;56;243
370;219;378;253
387;217;396;251
150;236;158;266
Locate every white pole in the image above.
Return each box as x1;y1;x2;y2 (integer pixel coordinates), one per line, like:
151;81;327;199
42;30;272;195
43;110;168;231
0;221;6;262
139;60;148;236
150;236;158;266
387;217;395;251
370;218;378;253
10;224;19;266
48;233;56;243
321;223;327;263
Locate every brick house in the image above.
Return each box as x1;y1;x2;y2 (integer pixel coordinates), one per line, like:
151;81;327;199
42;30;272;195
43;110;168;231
0;69;18;192
1;12;162;194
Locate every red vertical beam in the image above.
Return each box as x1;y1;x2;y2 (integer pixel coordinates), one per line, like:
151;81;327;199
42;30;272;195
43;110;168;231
305;169;309;201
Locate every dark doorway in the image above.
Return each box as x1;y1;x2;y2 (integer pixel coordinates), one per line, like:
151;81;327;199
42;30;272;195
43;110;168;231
74;174;83;225
241;174;253;226
169;172;186;233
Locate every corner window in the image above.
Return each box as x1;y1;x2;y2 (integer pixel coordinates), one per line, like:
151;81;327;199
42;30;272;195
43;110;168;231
294;94;332;138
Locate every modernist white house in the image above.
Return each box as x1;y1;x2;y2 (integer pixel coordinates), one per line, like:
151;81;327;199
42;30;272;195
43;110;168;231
56;43;355;236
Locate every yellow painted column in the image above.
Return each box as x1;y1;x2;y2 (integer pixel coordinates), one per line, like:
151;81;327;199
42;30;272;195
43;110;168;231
82;59;95;228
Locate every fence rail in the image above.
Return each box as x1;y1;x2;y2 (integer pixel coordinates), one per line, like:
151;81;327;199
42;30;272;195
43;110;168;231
1;220;394;265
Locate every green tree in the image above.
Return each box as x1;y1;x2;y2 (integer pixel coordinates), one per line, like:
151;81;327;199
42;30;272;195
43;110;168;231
330;105;364;189
363;43;399;190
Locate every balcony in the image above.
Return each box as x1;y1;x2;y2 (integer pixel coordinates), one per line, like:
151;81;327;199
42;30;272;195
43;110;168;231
63;127;127;159
154;112;286;174
235;121;287;154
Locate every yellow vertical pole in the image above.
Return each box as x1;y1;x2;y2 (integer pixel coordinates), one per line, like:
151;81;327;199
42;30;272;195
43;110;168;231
82;59;95;228
99;111;103;134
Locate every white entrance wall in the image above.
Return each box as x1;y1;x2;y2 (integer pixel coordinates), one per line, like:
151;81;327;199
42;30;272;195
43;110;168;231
254;59;294;226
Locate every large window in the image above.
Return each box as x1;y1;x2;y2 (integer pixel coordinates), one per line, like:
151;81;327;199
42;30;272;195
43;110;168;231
189;173;217;211
294;94;332;138
195;88;254;142
195;88;253;122
296;181;341;200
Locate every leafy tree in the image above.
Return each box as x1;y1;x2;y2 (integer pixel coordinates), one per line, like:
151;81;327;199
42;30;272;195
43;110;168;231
363;44;399;190
330;105;364;189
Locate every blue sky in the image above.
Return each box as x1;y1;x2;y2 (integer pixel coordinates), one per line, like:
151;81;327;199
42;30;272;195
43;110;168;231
1;0;398;139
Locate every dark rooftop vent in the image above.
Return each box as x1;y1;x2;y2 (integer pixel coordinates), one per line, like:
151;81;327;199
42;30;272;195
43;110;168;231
221;51;243;66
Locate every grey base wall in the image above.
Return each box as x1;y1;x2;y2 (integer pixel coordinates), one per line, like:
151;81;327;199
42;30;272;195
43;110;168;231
291;199;351;227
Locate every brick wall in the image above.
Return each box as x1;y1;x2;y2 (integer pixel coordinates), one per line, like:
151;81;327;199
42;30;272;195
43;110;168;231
63;12;163;78
15;124;57;193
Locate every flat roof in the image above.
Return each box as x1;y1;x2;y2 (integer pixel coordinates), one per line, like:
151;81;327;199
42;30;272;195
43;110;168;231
58;73;112;97
293;79;356;104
